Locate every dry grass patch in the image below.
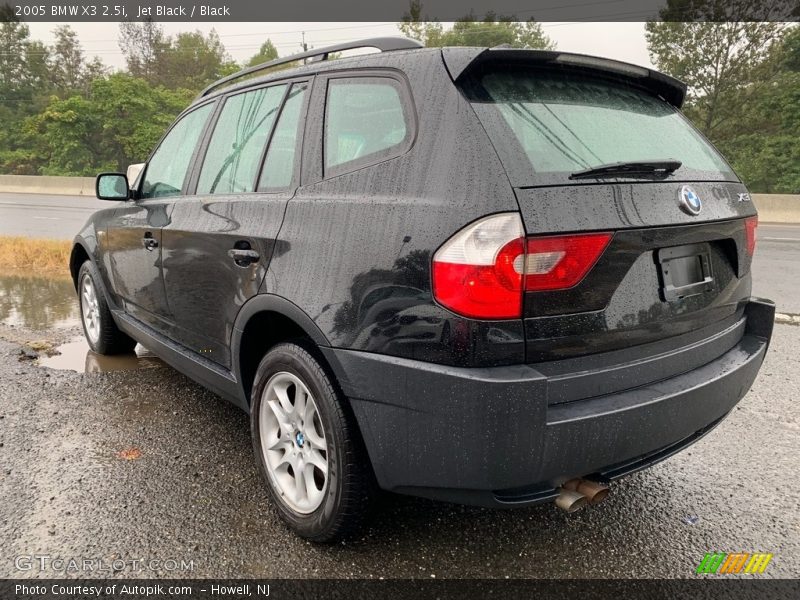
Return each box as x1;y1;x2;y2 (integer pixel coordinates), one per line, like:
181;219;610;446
0;236;72;275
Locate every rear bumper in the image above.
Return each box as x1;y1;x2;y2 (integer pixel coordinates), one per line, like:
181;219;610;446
322;298;774;507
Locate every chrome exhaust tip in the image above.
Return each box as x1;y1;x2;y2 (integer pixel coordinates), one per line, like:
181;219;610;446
554;489;588;513
562;478;611;505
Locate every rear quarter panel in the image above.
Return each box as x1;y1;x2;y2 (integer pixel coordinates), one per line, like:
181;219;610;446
265;51;525;367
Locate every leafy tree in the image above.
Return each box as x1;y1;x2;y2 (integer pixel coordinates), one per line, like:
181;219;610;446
247;39;279;67
25;40;51;96
714;27;800;193
82;56;107;89
49;25;86;93
646;8;786;135
90;73;192;168
157;30;238;90
25;94;102;175
24;74;192;175
399;1;554;49
0;7;38;107
398;0;430;43
119;24;237;91
0;8;52;174
119;19;168;83
784;23;800;71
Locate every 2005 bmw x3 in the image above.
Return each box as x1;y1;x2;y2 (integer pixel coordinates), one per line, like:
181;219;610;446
74;38;774;541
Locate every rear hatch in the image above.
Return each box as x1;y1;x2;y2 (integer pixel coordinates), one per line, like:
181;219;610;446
451;50;757;365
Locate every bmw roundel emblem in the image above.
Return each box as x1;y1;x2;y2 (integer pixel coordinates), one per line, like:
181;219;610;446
679;185;702;216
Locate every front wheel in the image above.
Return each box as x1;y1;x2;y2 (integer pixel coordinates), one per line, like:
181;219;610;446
250;342;375;542
77;261;136;355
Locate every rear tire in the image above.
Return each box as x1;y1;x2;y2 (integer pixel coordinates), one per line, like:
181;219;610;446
77;261;136;355
251;342;375;542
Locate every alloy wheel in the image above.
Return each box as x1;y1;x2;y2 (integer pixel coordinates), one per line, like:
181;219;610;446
80;273;101;345
259;371;329;514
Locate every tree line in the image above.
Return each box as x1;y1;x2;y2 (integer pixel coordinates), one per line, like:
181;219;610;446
0;0;797;193
645;0;799;194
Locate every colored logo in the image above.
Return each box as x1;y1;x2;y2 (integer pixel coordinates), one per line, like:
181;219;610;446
680;185;702;215
696;552;773;574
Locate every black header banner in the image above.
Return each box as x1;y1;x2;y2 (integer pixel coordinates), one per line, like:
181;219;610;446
6;0;800;22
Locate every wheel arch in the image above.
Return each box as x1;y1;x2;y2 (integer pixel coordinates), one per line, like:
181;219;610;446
69;239;92;290
232;294;334;407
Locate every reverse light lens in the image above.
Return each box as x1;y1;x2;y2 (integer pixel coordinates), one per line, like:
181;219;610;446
432;214;613;319
524;233;612;292
745;216;758;256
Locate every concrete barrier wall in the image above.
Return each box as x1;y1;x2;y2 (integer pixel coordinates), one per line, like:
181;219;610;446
0;174;96;196
752;194;800;224
0;175;798;222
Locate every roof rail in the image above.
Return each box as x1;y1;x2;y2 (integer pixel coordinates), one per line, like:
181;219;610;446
196;37;424;99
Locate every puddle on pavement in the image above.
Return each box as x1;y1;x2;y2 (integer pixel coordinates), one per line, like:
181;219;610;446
39;338;164;373
0;273;166;373
0;273;79;329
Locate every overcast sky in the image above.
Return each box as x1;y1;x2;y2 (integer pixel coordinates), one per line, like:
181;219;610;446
25;22;655;70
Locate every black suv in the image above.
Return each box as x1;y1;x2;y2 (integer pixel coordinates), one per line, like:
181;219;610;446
74;38;774;541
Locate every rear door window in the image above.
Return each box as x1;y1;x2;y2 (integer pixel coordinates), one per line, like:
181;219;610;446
197;84;287;194
324;77;411;176
465;68;736;186
258;82;307;191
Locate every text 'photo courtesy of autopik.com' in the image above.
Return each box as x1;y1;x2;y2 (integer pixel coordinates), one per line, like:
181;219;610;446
0;0;799;597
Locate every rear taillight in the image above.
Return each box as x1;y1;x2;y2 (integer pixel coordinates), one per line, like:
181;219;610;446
745;216;758;256
432;213;524;319
432;213;612;319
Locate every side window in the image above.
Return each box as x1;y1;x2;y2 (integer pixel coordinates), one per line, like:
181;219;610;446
324;77;410;175
258;83;307;191
197;84;287;195
141;103;213;199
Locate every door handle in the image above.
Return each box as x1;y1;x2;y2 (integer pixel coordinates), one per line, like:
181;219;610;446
228;248;260;267
142;235;158;251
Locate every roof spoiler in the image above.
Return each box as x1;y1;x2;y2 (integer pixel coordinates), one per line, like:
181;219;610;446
442;47;687;108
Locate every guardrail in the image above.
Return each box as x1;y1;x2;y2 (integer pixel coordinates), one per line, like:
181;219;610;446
0;175;797;223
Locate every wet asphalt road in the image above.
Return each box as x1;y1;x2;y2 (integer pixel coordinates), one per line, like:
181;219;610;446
0;319;797;579
0;193;118;240
752;224;800;315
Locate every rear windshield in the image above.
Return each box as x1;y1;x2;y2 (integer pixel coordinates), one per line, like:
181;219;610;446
466;68;737;186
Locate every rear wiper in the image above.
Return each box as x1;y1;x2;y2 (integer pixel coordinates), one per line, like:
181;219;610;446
569;159;682;180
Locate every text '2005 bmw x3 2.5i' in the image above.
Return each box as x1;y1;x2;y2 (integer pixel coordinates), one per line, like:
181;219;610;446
75;38;774;541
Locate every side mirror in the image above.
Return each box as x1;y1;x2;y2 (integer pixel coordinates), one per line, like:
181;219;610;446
96;173;129;201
